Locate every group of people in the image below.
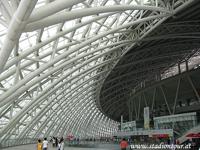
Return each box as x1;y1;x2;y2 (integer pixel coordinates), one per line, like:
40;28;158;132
36;137;129;150
37;137;64;150
37;138;48;150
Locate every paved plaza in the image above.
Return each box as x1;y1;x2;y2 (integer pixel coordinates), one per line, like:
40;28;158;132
2;144;120;150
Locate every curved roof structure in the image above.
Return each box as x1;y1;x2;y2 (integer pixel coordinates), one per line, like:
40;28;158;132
0;0;197;145
99;0;200;121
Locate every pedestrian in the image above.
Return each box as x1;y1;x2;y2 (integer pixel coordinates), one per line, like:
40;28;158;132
37;139;42;150
52;137;56;147
55;137;58;147
58;138;64;150
120;138;128;150
42;138;48;150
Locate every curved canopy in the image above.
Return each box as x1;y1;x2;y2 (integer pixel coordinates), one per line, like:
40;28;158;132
99;0;200;121
0;0;195;144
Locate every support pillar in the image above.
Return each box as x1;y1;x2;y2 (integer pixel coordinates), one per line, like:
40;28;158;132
121;115;123;131
173;78;180;114
151;88;156;112
137;96;141;120
160;85;172;115
128;99;133;121
185;60;189;71
178;63;181;74
187;75;200;102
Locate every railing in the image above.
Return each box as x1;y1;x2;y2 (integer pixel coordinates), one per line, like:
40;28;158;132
132;67;200;97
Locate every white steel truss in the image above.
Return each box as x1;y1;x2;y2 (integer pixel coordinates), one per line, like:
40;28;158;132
0;0;194;146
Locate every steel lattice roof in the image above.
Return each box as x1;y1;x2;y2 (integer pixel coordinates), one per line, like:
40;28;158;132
0;0;196;144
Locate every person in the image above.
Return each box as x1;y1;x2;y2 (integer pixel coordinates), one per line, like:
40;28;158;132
55;137;58;147
58;138;64;150
52;137;56;147
58;142;60;150
37;139;42;150
42;138;48;150
120;138;128;150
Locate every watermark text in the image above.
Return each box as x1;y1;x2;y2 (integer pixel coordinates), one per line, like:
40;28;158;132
130;144;191;149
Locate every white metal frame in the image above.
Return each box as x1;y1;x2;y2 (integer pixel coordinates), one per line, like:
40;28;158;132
0;0;193;146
